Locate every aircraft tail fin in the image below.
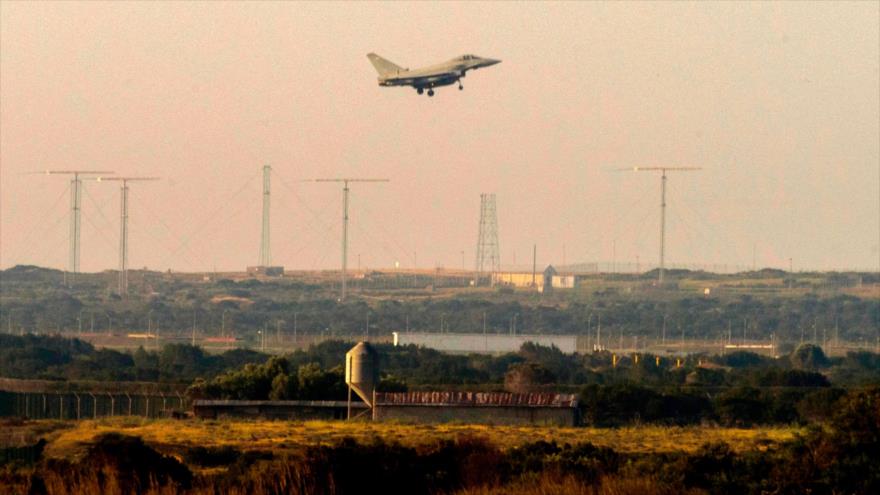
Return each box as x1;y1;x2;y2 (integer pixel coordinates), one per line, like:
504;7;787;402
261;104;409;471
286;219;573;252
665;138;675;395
367;53;404;76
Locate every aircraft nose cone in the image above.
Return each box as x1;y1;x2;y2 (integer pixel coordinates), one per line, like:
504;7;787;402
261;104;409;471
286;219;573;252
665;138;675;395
485;58;501;66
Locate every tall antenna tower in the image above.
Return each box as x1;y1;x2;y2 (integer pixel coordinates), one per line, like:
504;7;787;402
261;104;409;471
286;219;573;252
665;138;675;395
38;170;114;285
95;177;159;294
475;193;500;284
260;165;272;266
311;178;389;301
618;167;701;284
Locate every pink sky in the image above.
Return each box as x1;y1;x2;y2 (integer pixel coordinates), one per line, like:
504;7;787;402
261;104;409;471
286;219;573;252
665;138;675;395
1;1;878;273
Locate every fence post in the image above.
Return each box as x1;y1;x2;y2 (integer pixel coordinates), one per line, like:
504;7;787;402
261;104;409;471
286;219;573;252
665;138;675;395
126;393;132;416
59;394;63;420
89;393;97;419
145;396;150;418
108;393;114;416
74;393;81;420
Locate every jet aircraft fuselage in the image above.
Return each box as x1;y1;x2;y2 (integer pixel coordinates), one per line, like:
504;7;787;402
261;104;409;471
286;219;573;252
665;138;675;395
367;53;501;97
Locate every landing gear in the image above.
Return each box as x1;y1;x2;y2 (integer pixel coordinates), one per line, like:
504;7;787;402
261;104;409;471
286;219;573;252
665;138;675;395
417;88;424;95
458;80;463;90
427;89;435;97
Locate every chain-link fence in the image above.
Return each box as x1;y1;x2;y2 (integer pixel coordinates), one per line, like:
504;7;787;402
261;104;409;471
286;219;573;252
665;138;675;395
0;390;188;419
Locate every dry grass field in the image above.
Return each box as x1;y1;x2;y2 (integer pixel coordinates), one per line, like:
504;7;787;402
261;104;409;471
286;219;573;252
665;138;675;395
2;417;800;461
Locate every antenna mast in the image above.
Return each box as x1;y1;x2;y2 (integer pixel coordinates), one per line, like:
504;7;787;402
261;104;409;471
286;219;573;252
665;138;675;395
38;170;114;285
260;165;272;266
618;167;701;284
93;177;159;295
311;178;389;301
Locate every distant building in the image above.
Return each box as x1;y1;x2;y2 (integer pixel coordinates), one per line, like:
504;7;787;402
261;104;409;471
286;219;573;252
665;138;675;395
246;266;284;277
546;265;596;290
491;264;596;291
552;274;575;289
493;271;543;289
393;331;580;354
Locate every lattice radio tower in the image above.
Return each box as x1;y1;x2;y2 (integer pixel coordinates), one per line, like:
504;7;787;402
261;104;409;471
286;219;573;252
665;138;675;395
475;193;500;285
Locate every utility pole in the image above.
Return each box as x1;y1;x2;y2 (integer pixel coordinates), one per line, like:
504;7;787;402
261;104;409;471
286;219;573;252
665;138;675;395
311;178;389;301
93;177;159;295
617;166;701;285
610;241;614;278
37;170;114;285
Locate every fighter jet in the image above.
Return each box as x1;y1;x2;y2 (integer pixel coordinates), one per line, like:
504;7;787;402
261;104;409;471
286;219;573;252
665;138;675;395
367;53;501;97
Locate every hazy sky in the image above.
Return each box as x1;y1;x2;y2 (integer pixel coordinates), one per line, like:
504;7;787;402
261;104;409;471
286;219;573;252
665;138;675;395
1;1;878;273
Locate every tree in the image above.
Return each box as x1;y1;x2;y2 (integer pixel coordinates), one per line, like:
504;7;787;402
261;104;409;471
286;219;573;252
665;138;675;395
714;387;768;426
504;362;556;393
790;344;829;370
